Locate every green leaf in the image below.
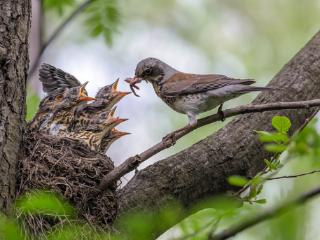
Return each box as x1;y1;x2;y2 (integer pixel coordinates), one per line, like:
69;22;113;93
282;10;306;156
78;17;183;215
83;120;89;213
265;144;287;153
0;214;25;240
272;116;291;133
264;159;279;170
85;0;121;45
43;0;75;15
255;199;267;204
256;131;289;143
228;175;249;187
26;89;40;121
15;191;75;217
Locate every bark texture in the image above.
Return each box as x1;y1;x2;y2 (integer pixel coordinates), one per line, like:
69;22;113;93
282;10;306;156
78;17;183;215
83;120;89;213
118;31;320;213
0;1;31;212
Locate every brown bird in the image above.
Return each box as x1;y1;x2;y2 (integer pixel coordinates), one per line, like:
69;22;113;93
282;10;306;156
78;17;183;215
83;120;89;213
40;83;96;135
60;112;127;151
29;64;92;132
127;57;274;126
28;93;63;131
100;128;130;152
39;63;86;95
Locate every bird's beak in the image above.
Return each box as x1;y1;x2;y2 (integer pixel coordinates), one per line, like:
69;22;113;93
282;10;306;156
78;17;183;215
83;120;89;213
112;128;130;138
113;118;128;125
108;107;117;117
79;93;96;102
80;81;89;92
111;78;119;92
79;81;95;101
116;91;131;98
104;117;128;131
111;78;131;97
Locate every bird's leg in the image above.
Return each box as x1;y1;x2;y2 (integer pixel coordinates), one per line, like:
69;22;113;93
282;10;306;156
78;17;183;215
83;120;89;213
162;112;197;145
218;104;225;121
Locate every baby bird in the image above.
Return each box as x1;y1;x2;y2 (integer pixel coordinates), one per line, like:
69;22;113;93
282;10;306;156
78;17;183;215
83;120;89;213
40;83;95;135
60;111;127;151
100;128;130;152
71;79;130;131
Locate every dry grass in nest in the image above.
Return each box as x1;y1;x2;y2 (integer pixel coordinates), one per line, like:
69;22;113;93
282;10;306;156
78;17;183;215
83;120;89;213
16;131;117;236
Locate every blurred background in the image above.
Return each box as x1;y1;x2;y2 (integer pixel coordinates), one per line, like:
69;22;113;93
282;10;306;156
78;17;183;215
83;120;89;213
26;0;320;239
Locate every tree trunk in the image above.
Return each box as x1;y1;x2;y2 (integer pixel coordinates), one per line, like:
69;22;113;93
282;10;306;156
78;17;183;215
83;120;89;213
0;1;31;212
118;31;320;213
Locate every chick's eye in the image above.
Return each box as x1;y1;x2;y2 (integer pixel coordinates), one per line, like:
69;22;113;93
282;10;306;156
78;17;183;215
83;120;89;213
144;68;152;75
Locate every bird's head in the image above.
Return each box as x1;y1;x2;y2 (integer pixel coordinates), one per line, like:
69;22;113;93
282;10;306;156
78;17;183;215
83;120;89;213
96;78;130;101
134;58;177;84
53;82;96;113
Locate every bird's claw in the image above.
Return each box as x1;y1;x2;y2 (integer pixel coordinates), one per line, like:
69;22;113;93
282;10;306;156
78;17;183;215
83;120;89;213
218;104;225;121
125;78;141;97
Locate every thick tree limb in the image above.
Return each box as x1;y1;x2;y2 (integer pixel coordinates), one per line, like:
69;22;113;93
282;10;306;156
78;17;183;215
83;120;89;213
209;186;320;240
0;1;31;212
99;99;320;191
118;31;320;214
28;0;92;78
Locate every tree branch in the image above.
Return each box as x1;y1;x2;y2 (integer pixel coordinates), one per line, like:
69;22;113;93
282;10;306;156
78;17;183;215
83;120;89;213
117;31;320;216
99;99;320;191
28;0;92;79
266;170;320;180
209;185;320;240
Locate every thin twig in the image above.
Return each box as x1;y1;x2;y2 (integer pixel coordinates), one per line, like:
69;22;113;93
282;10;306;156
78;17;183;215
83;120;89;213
266;170;320;180
98;99;320;191
208;185;320;240
28;0;93;79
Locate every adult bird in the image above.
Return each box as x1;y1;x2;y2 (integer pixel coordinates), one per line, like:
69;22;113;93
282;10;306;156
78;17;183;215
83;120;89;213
126;57;274;127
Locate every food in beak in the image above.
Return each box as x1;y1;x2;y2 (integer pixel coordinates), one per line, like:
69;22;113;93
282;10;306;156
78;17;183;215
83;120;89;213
125;77;142;97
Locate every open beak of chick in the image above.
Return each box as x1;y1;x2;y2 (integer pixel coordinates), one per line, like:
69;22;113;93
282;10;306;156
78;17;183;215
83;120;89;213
111;78;131;99
79;82;96;102
105;108;128;127
111;128;130;138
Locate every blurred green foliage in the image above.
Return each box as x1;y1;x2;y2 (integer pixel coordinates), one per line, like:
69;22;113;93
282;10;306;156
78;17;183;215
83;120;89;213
26;90;40;121
86;0;121;45
44;0;75;15
15;191;75;217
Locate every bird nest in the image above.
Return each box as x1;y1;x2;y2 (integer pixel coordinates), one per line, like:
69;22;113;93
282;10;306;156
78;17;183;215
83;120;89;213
16;130;117;236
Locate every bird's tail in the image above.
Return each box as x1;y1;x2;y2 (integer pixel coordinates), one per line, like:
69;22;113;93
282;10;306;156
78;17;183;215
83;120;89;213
236;86;279;94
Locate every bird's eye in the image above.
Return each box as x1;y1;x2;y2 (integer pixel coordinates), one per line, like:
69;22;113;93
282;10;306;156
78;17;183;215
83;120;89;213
144;68;152;75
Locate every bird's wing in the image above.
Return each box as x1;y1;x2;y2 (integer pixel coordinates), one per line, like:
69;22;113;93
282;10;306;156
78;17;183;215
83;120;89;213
39;64;82;95
161;72;255;96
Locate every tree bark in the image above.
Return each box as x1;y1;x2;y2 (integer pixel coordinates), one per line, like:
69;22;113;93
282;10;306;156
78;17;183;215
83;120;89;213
0;1;31;212
118;31;320;213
